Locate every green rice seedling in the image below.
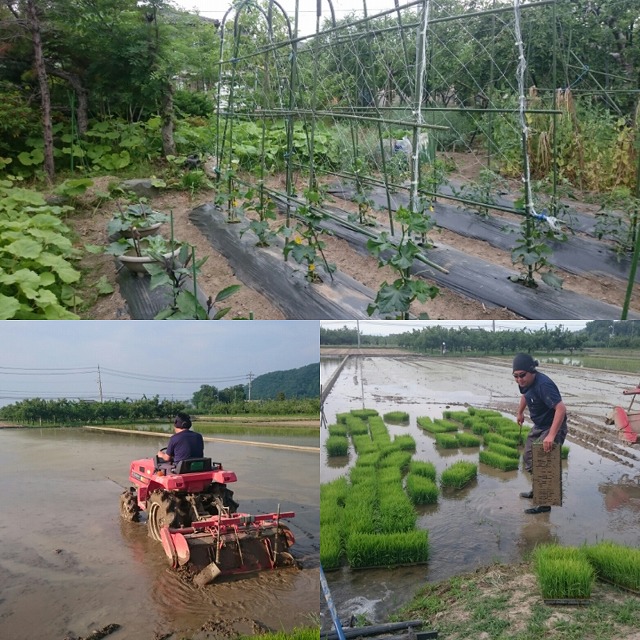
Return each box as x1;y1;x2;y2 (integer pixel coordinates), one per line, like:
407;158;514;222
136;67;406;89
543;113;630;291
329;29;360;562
356;451;380;466
349;465;376;485
434;432;459;449
320;500;345;527
484;432;518;447
469;419;491;435
320;524;344;570
320;476;349;503
534;545;594;600
433;419;460;431
351;408;379;418
336;412;350;424
378;450;413;471
456;432;482;447
484;416;519;431
378;491;417;533
369;416;391;444
346;530;429;568
486;442;521;459
244;627;321;640
471;408;503;418
377;466;403;485
383;411;410;424
479;449;520;471
585;541;640;592
325;435;349;457
441;461;477;489
328;423;348;437
442;410;471;423
416;416;433;429
406;473;439;504
393;434;416;452
352;434;376;454
345;415;369;436
409;460;436;481
561;445;570;459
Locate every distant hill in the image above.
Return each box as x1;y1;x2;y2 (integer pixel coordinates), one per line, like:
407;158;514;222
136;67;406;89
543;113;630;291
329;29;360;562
247;363;319;400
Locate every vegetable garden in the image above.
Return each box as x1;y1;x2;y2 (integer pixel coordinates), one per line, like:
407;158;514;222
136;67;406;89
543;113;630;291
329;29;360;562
1;0;639;319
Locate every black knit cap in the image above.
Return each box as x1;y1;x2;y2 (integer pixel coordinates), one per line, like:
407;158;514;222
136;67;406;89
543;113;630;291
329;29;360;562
512;353;538;372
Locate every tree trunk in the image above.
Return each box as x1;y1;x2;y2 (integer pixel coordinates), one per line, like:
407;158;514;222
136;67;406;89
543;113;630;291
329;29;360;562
49;68;89;136
25;0;55;182
160;80;176;157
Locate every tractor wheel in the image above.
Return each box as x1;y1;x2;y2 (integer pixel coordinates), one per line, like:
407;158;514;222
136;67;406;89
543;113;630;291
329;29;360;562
201;484;239;516
147;491;180;541
120;488;141;522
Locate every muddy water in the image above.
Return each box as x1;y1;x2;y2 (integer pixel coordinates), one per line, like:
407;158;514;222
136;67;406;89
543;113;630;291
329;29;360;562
0;428;319;640
321;356;640;626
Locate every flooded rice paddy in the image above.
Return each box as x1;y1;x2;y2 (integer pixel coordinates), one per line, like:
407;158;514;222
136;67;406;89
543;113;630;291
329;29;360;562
321;355;640;625
0;428;319;640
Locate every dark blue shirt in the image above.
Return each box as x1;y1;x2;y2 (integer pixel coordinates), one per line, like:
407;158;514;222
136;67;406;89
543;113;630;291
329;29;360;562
519;371;566;430
166;429;204;463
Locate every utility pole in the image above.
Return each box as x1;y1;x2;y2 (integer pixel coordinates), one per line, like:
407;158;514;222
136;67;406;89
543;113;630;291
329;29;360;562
247;371;254;401
97;365;103;403
356;320;361;349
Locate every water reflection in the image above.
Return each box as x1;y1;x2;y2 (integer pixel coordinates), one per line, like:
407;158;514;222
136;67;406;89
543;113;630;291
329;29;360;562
600;475;640;512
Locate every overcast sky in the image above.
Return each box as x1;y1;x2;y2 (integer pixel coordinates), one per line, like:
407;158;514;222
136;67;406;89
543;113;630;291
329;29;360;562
175;0;404;36
321;320;590;336
0;321;319;407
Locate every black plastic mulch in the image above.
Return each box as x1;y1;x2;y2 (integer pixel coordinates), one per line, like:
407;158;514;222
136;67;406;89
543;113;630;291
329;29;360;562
327;184;637;284
189;204;378;319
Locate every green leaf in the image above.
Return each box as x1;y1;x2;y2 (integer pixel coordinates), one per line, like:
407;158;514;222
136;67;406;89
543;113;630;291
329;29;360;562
176;290;208;319
213;306;232;319
37;253;81;284
4;237;42;259
541;271;563;289
0;293;20;319
96;276;114;295
215;284;241;303
374;281;412;316
85;244;105;255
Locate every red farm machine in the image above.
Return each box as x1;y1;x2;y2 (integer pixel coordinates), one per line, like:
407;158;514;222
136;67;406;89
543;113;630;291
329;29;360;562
119;453;295;586
607;383;640;445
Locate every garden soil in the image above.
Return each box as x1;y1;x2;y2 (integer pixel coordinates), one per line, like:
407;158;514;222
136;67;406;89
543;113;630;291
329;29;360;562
66;155;639;320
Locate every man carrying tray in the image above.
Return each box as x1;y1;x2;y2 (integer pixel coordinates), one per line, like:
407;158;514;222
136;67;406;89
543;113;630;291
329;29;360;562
513;353;568;515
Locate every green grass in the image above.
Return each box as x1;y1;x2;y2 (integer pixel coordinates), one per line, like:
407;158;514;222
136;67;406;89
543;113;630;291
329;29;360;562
486;442;521;459
534;544;594;600
325;435;349;457
328;423;347;437
239;627;320;640
441;461;477;489
483;432;519;447
561;445;570;459
406;473;439;504
408;460;436;481
383;411;410;424
320;524;343;569
351;434;375;454
346;530;429;568
456;432;482;447
468;407;503;418
378;450;413;471
345;415;369;435
434;432;459;448
442;410;472;423
393;434;416;451
584;541;640;592
479;449;520;471
417;416;458;433
350;408;379;418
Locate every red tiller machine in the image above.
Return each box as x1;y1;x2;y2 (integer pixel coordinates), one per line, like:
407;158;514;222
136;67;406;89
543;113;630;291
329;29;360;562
607;383;640;445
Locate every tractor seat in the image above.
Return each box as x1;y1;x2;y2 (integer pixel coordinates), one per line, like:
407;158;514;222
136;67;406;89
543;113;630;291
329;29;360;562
172;457;213;474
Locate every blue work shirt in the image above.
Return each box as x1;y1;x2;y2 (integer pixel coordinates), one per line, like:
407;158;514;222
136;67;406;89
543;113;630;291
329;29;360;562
166;429;204;463
519;371;566;430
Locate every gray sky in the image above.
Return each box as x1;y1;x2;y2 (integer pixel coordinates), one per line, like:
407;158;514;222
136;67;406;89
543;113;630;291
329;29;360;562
320;320;589;336
0;321;319;407
175;0;401;36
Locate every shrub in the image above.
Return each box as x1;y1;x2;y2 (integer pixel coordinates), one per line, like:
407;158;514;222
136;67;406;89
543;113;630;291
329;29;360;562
346;530;429;568
325;435;349;457
584;541;640;592
409;460;436;481
479;449;520;471
384;411;410;424
441;461;477;489
434;433;459;449
406;473;439;504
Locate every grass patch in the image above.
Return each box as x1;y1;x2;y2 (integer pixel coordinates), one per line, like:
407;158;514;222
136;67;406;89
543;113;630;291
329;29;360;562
239;627;320;640
456;432;482;447
351;408;379;418
585;541;640;592
325;435;349;457
486;442;521;459
406;473;439;504
483;432;519;447
328;423;347;437
441;461;477;489
534;544;594;600
384;411;410;424
393;434;416;452
434;432;459;448
408;460;436;481
320;524;343;569
417;417;458;433
442;410;471;423
479;449;520;471
345;415;369;436
346;530;429;568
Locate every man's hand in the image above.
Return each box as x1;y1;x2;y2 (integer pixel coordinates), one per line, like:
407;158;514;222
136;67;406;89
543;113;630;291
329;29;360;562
157;450;170;461
516;412;525;426
542;435;554;453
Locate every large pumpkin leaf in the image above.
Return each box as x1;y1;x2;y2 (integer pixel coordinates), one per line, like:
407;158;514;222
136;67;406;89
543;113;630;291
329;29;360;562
0;293;20;319
4;237;42;259
37;253;81;283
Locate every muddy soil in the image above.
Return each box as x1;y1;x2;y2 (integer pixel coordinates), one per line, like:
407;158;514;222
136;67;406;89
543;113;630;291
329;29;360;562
0;428;319;640
321;355;640;626
65;156;638;320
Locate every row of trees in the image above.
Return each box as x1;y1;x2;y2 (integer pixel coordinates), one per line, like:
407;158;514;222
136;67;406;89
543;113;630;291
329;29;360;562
320;321;640;353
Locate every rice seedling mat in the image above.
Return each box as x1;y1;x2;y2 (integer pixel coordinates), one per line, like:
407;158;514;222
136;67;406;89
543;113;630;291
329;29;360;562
532;442;562;506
